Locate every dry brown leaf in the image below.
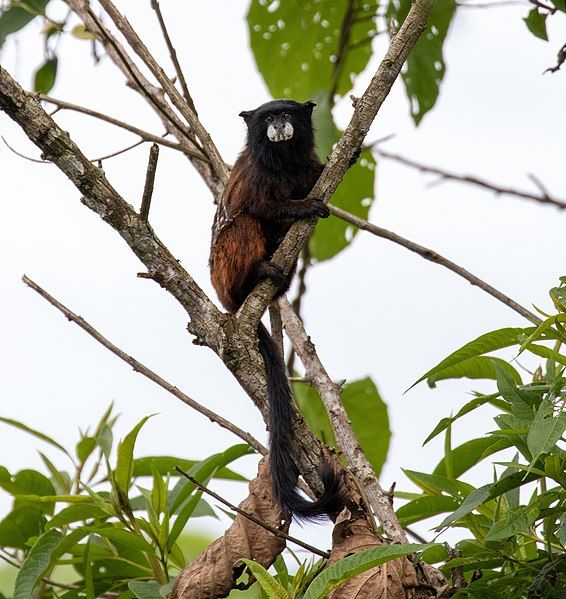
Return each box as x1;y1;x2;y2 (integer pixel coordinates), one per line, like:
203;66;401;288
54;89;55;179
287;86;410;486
170;458;289;599
328;512;446;599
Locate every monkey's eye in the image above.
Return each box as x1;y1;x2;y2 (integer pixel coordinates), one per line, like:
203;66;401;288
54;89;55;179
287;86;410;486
283;113;290;119
266;116;273;123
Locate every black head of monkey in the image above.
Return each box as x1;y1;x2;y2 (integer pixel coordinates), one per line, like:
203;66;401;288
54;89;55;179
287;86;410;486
239;100;317;165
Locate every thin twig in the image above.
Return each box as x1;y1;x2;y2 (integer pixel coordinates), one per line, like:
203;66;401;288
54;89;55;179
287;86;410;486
91;138;145;163
96;0;228;183
287;247;310;374
405;526;429;544
328;203;540;323
140;143;160;222
150;0;197;115
376;149;566;210
37;94;204;158
2;135;48;163
174;467;330;559
22;275;266;455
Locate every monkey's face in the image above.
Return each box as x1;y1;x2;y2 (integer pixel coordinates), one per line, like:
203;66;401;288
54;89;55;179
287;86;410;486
266;113;294;143
239;100;316;149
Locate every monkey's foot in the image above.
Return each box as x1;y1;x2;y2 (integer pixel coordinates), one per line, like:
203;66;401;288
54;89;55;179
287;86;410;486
303;198;330;219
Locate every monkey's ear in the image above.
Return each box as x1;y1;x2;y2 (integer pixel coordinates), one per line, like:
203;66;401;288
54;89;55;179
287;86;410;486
239;110;253;122
301;101;316;113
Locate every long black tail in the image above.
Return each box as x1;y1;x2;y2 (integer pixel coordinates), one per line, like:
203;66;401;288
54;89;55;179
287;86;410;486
257;323;344;519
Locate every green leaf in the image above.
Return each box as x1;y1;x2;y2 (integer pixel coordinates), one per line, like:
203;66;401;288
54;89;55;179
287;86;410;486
45;503;108;530
410;327;535;390
151;465;167;516
403;470;473;498
167;444;252;514
396;495;459;526
423;393;502;445
527;399;566;465
433;437;512;479
77;437;97;464
426;356;521;388
247;0;377;102
303;544;437;599
34;57;58;94
38;452;70;495
435;485;491;530
493;362;534;420
551;0;566;12
240;559;289;598
83;535;95;599
93;526;155;555
128;581;163;599
387;0;456;124
485;503;540;541
523;8;548;41
96;423;113;458
526;343;566;367
0;505;45;549
115;415;154;495
132;456;246;481
0;0;50;47
13;529;63;599
0;416;70;457
294;380;337;449
342;377;390;476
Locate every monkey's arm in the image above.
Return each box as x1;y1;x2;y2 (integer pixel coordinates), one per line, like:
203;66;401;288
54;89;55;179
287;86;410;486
247;196;329;222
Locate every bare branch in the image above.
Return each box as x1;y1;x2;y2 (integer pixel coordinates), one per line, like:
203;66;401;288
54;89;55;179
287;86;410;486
140;143;160;222
22;275;267;455
175;467;330;558
376;149;566;210
150;0;197;114
96;0;229;185
327;204;540;324
38;93;204;159
63;0;222;197
279;297;406;543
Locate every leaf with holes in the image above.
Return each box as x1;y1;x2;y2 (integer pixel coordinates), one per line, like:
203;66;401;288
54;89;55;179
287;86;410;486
248;0;378;102
387;0;456;124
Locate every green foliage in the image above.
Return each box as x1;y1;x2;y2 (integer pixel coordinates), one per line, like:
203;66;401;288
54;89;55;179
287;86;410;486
387;0;456;124
524;7;549;41
404;278;566;594
0;405;250;596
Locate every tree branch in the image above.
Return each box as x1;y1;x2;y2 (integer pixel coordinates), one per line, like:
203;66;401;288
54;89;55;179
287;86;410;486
37;93;204;159
63;0;222;198
96;0;229;185
22;275;267;455
375;149;566;210
327;204;540;324
140;143;159;223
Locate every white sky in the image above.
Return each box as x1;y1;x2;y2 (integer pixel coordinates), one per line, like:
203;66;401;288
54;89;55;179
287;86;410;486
0;0;565;555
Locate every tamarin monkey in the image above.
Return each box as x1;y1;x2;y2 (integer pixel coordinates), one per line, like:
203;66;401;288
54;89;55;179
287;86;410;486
209;99;351;520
